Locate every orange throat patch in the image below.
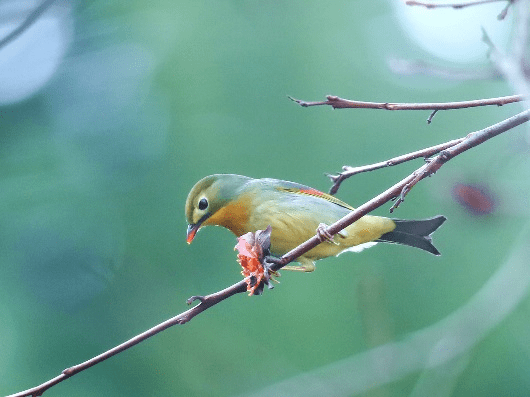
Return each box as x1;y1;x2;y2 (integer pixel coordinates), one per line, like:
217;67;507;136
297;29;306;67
203;198;251;237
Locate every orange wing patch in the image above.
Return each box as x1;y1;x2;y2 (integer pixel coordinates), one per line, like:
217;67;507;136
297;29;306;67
299;188;325;197
276;187;355;211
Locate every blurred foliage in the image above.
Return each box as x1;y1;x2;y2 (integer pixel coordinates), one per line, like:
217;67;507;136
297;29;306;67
1;1;530;396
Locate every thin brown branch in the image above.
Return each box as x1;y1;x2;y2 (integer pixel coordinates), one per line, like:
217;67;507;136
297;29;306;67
388;108;530;209
6;281;248;397
7;108;530;397
327;138;464;195
288;94;523;114
329;110;530;198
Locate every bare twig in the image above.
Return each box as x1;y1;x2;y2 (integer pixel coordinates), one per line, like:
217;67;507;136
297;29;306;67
281;111;530;259
388;110;530;210
329;109;530;196
0;0;56;50
327;138;464;195
426;110;438;124
7;109;530;397
498;0;515;19
406;0;506;7
7;280;248;397
405;0;512;17
288;94;523;116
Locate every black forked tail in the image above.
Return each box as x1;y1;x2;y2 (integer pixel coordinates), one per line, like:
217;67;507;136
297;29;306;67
377;215;447;255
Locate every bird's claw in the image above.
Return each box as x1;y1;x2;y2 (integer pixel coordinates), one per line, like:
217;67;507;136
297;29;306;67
253;257;280;295
252;258;281;295
263;258;281;283
317;223;338;245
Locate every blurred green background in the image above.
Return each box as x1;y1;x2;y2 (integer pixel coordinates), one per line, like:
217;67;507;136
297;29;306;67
2;1;530;396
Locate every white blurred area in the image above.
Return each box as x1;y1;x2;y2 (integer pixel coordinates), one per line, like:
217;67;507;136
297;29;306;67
390;0;513;63
0;0;73;105
0;0;172;163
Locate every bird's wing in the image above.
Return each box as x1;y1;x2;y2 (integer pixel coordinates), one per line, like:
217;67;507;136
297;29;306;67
272;181;355;211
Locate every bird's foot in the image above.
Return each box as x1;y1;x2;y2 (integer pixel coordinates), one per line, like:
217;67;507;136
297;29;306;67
317;223;338;245
262;257;281;283
248;256;280;295
245;259;280;295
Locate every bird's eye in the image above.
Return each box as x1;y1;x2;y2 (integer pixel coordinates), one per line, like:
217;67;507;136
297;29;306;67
198;198;208;211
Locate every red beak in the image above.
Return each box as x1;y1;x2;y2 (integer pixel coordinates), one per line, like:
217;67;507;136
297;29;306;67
187;213;210;244
186;224;199;244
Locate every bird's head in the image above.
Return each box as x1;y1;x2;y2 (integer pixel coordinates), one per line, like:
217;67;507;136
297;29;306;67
185;174;252;243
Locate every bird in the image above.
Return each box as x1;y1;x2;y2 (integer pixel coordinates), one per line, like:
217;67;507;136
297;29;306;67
185;174;446;272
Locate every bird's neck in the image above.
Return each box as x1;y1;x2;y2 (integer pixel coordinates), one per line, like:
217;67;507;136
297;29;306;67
204;195;252;237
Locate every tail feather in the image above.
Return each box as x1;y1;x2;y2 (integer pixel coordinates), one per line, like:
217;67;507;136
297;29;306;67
377;215;446;256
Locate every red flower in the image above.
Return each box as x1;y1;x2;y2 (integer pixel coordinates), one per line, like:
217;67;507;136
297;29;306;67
234;226;277;296
235;232;265;295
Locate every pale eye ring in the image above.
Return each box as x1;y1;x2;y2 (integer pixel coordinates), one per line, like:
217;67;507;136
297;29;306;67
198;198;208;211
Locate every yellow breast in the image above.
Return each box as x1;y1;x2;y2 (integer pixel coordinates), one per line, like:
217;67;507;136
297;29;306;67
263;212;395;260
